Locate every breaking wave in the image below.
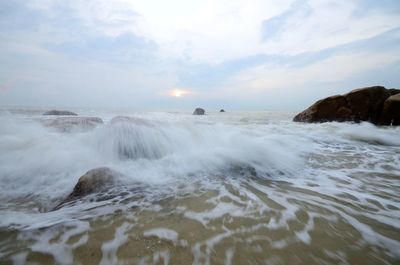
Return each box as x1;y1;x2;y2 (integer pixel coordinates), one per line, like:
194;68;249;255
0;110;399;265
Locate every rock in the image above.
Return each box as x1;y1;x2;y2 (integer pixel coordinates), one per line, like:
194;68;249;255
68;167;120;198
193;108;205;115
293;95;353;123
344;86;389;123
294;86;399;125
380;93;400;125
220;109;225;112
43;110;78;116
109;116;163;160
388;88;400;96
41;117;103;132
110;116;152;127
230;165;257;177
55;167;122;209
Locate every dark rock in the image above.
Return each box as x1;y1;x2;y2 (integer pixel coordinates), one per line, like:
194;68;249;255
293;95;354;122
231;165;257;177
344;86;389;123
55;167;122;209
41;117;103;132
220;109;225;112
380;93;400;125
193;108;205;115
43;110;78;116
388;88;400;96
294;86;399;125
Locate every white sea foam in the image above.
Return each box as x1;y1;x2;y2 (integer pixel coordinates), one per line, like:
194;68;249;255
100;222;132;265
0;112;307;206
0;109;399;264
143;228;179;242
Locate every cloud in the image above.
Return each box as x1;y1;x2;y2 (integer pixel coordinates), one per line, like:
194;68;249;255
213;29;400;110
352;0;400;16
45;33;158;64
261;0;313;41
176;26;400;92
128;0;294;63
261;0;400;54
227;51;399;93
0;0;175;108
0;0;400;109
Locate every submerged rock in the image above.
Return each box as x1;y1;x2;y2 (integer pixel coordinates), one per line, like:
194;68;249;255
109;116;165;160
220;109;225;112
41;117;103;132
55;167;122;209
230;165;257;177
110;116;152;127
193;108;205;115
294;86;400;125
43;110;78;116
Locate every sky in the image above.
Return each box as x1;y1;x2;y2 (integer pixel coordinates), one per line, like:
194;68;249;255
0;0;399;110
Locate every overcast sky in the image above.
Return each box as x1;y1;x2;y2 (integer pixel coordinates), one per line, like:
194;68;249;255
1;0;399;110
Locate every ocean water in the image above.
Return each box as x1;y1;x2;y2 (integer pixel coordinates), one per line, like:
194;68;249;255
0;108;399;265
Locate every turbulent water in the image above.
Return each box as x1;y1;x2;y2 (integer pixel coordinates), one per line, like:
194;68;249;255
0;108;399;265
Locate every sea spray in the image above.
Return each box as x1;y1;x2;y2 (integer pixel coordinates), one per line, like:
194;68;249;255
0;110;399;264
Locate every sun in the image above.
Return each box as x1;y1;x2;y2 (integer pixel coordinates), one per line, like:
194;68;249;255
165;88;194;98
170;89;192;97
172;89;183;97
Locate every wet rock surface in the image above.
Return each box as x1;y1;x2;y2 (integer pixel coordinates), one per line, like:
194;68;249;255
110;116;152;126
41;117;103;132
193;108;205;115
294;86;400;125
55;167;123;209
379;93;400;126
109;116;166;160
43;110;78;116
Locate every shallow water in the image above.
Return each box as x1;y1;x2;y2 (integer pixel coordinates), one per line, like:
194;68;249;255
0;109;399;265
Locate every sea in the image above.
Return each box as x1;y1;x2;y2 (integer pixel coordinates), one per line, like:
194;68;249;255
0;108;399;265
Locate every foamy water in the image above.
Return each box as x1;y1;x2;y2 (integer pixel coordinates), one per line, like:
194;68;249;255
0;109;399;265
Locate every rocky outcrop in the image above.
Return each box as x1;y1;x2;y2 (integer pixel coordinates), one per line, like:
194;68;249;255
294;86;400;125
43;110;78;116
220;109;225;112
193;108;205;115
344;86;390;123
55;167;122;209
41;117;103;132
293;95;353;123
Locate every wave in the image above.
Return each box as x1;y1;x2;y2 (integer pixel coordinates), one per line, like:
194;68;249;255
0;115;307;206
1;111;399;264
